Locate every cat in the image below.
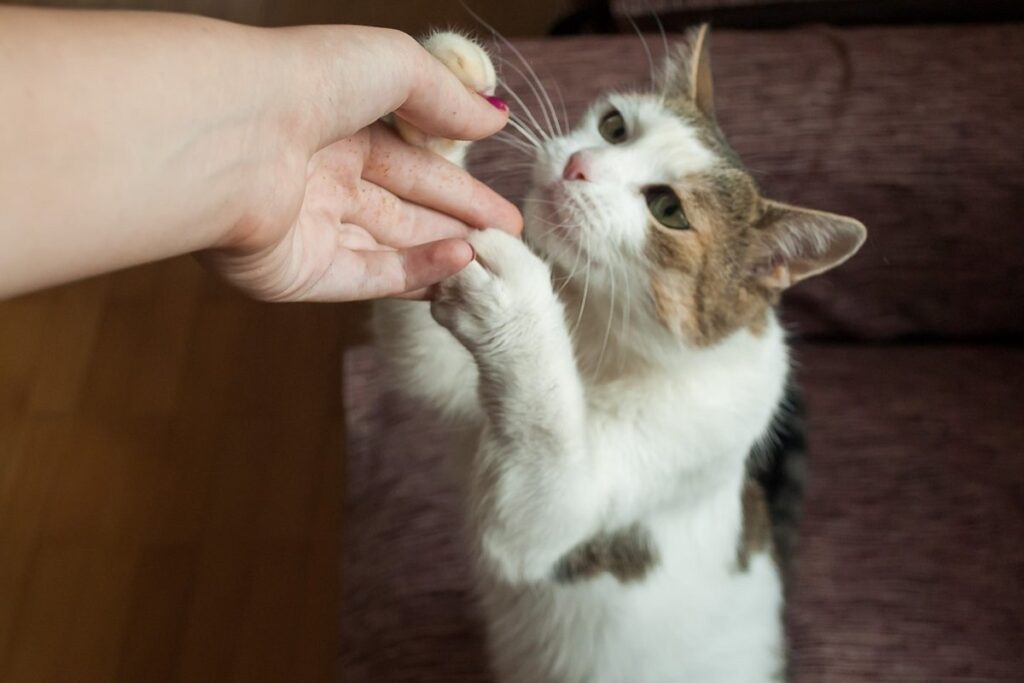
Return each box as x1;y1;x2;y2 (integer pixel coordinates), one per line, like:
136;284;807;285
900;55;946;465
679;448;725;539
374;26;865;683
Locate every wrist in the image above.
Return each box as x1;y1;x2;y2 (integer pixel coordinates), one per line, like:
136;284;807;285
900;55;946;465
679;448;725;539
275;25;424;152
205;24;323;253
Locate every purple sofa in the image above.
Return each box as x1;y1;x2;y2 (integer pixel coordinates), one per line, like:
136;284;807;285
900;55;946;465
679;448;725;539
339;23;1024;683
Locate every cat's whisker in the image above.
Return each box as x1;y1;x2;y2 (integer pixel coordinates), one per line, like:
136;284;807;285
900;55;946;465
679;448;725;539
529;213;572;227
651;10;670;103
492;133;536;156
504;115;545;150
625;14;657;93
505;110;543;145
570;193;595;336
530;218;576;238
492;66;548;143
463;4;559;140
596;203;623;376
595;249;617;378
577;235;593;339
551;195;588;297
497;77;548;145
522;197;572;207
549;79;571;135
490;141;531;158
495;61;558;141
490;50;561;140
654;12;670;73
614;250;630;370
654;11;669;57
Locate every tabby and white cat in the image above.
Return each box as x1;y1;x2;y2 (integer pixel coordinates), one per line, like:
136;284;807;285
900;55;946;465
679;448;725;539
375;27;865;683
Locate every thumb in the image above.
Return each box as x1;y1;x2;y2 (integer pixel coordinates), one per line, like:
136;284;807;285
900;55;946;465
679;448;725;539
300;27;510;150
395;39;509;142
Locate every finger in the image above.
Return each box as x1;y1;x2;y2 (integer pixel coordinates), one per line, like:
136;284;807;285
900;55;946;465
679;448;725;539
308;27;508;147
349;181;475;248
306;238;473;302
364;124;523;235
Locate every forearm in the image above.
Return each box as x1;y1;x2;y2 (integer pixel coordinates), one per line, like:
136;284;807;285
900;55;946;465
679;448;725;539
0;8;308;297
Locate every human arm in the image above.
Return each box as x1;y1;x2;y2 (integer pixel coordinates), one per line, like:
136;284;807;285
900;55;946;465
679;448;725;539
0;8;521;300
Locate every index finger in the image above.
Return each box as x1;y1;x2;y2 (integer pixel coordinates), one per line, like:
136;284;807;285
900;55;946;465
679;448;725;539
363;123;522;235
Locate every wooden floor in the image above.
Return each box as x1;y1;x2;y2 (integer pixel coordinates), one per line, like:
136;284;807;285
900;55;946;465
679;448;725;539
0;257;370;682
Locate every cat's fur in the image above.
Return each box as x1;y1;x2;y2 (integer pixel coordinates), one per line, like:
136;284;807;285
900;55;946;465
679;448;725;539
374;28;865;683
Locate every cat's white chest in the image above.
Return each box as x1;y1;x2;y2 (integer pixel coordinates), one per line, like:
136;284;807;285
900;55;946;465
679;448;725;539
481;532;784;683
470;327;788;683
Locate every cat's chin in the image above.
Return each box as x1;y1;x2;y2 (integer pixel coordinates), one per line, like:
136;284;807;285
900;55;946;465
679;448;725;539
523;184;594;271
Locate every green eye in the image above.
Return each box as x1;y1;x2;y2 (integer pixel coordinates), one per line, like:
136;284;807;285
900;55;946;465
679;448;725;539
598;109;627;144
644;186;690;230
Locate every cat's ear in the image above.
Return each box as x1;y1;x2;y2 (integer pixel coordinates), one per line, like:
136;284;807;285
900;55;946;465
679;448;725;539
663;24;715;119
688;24;715;119
752;200;867;290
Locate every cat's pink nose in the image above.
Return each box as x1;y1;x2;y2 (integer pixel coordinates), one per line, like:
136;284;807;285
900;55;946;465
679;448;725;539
562;152;591;181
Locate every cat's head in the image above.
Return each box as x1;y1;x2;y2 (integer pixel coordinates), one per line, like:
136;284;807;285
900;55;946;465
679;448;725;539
523;25;866;349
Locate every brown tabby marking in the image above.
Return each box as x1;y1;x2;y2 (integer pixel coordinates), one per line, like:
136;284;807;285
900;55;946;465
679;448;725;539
737;479;774;571
645;29;783;347
646;27;863;348
647;163;777;347
554;524;659;584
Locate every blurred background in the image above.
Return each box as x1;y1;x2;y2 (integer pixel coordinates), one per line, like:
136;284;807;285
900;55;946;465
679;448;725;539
2;1;1022;683
3;0;572;34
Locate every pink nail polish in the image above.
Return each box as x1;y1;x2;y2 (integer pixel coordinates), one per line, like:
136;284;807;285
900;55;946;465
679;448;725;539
485;95;508;112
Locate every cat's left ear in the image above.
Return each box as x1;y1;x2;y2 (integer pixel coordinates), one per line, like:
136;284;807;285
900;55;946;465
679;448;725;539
753;200;867;290
663;24;715;119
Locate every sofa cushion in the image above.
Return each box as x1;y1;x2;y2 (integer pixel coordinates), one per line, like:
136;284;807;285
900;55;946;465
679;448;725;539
789;344;1024;681
467;27;1024;341
616;0;851;12
609;0;1024;28
339;343;1024;681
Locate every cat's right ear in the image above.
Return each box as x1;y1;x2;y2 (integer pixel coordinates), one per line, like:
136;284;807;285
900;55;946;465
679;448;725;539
662;24;714;119
751;200;867;290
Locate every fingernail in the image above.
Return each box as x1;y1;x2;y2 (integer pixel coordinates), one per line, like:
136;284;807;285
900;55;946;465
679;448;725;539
484;95;508;112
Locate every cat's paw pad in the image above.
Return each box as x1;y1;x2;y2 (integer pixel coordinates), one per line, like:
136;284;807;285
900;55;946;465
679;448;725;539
394;32;497;164
431;229;554;348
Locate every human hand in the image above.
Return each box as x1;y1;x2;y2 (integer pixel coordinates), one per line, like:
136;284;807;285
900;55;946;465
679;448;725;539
202;26;521;302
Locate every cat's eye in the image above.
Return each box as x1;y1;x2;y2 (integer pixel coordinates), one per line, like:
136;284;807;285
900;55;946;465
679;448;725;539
644;186;690;230
598;109;628;144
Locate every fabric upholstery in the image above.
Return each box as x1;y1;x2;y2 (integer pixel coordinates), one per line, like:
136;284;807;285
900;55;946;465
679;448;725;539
615;0;854;12
339;344;1024;681
609;0;1024;28
467;26;1024;341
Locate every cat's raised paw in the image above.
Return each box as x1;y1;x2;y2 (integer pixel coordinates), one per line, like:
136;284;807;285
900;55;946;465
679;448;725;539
421;31;497;97
430;229;555;350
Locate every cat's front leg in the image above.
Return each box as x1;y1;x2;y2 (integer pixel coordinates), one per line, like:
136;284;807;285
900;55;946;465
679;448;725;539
432;229;600;583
